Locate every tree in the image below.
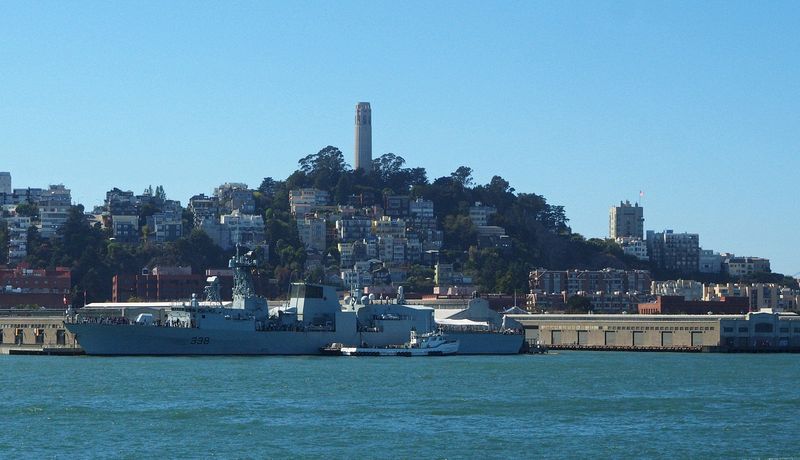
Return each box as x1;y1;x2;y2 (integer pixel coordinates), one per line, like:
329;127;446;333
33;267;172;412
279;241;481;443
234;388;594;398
450;166;474;188
167;229;228;274
298;146;349;191
566;295;592;313
24;226;52;268
155;185;167;201
14;202;39;220
442;214;477;251
258;177;277;198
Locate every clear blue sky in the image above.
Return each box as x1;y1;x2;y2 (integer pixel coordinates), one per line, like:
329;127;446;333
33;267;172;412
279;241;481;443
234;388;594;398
1;1;798;275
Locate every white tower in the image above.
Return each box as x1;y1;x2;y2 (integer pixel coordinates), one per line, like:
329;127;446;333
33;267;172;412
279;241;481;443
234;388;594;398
354;102;372;174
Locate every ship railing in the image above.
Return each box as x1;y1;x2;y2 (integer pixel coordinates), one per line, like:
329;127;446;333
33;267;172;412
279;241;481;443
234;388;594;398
73;316;132;325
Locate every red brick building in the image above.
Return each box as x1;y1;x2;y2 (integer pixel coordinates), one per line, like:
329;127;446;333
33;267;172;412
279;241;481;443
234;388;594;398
0;266;71;309
638;295;750;315
112;266;274;302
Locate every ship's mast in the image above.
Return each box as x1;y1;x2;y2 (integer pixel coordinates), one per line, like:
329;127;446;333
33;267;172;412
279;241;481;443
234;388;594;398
230;245;257;302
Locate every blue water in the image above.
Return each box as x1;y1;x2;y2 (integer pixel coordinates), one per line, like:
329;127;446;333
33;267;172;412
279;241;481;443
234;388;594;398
1;352;799;459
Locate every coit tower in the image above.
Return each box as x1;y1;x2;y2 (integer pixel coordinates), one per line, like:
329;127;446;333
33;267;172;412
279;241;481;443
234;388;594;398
354;102;372;174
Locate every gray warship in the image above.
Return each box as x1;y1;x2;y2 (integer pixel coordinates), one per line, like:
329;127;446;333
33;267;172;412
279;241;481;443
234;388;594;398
66;251;522;355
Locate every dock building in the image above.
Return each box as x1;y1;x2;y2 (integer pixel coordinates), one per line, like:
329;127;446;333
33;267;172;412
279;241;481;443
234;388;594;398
509;309;800;351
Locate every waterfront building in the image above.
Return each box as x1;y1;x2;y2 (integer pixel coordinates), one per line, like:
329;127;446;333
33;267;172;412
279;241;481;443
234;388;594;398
704;283;800;312
526;291;646;314
354;102;372;173
699;249;723;274
724;256;771;277
0;266;71;309
638;295;750;315
529;268;652;296
0;315;79;355
651;279;704;300
509;309;800;351
647;230;700;274
609;200;644;239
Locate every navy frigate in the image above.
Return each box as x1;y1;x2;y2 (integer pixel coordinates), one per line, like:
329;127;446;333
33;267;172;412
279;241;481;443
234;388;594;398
66;251;523;355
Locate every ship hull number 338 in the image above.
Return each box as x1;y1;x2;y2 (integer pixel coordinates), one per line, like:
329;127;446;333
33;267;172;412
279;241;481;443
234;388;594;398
191;337;210;345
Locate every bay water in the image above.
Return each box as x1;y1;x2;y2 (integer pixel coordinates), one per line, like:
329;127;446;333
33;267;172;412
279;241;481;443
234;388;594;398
1;352;798;459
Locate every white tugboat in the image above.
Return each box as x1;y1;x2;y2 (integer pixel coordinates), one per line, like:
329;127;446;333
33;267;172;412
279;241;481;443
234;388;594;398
322;330;459;356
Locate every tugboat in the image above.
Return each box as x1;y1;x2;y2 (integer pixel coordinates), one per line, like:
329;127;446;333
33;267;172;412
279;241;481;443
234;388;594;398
322;330;459;356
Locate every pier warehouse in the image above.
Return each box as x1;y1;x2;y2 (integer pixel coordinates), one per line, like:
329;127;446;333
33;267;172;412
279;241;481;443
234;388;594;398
508;310;800;351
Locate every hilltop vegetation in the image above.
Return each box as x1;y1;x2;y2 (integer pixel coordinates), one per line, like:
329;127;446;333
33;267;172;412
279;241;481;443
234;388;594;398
259;146;637;294
5;146;794;304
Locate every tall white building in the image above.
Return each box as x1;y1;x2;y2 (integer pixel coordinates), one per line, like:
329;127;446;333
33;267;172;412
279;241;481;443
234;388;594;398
609;201;644;239
354;102;372;173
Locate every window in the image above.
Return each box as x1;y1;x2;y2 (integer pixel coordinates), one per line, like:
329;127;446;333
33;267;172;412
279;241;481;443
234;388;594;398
35;329;45;344
56;330;66;346
755;323;773;333
723;327;733;333
739;327;748;333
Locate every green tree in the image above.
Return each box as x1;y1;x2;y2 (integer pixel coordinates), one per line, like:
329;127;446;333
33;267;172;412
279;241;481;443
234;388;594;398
566;295;592;313
155;185;167;201
14;202;39;220
298;146;349;191
450;166;474;188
